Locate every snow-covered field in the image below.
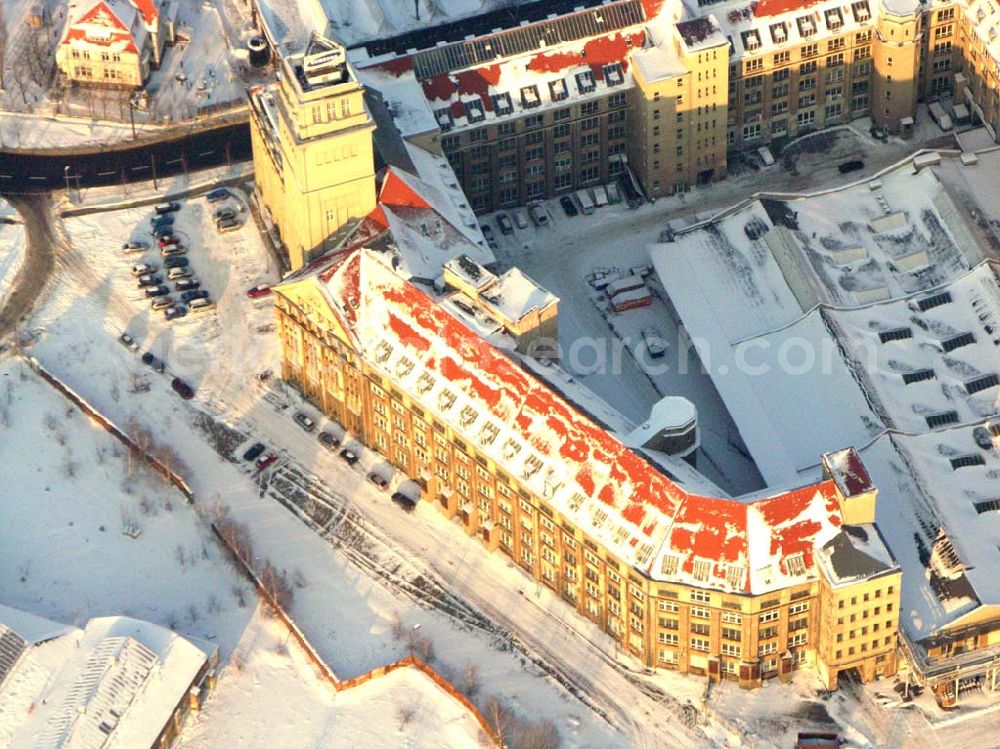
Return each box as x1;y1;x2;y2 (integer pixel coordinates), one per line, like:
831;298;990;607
0;200;25;311
0;356;256;650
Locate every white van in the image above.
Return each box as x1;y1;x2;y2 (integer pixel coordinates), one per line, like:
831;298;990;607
928;101;953;131
189;298;215;313
512;209;529;229
575;189;595;215
593;185;609;207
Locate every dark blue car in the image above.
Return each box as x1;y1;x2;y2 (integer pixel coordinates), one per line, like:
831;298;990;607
180;289;209;303
206;188;230;203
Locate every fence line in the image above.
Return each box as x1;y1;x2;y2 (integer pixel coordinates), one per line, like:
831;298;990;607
20;353;501;746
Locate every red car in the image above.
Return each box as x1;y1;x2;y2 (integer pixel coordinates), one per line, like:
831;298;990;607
247;284;272;299
171;377;194;400
256;453;278;472
158;235;181;248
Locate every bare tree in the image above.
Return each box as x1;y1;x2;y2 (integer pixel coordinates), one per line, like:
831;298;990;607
462;662;480;698
396;702;417;730
517;719;561;749
482;696;518;747
0;4;7;92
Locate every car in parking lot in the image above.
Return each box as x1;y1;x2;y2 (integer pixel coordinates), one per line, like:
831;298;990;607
206;187;230;203
145;284;170;298
164;256;189;269
122;241;148;254
189;298;214;313
180;289;208;303
136;273;161;288
256;453;279;472
154;201;181;215
164;304;187;321
390;491;416;512
216;217;240;233
247;284;272;299
529;204;549;226
117;332;139;351
367;472;390;491
140;351;165;373
131;262;157;277
150;296;174;311
171;377;194;399
512;209;529;229
480;224;498;248
167;266;192;280
496;213;514;235
559;195;579;217
317;431;340;450
242;442;266;461
174;278;199;292
338;447;359;466
293;412;315;432
214;206;236;222
160;244;185;257
151;213;174;226
158;235;182;248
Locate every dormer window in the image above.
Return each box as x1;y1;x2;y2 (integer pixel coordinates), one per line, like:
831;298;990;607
825;8;843;30
520;84;541;108
797;15;816;38
463;98;485;123
491;92;512;115
770;22;787;44
741;29;761;52
603;62;624;86
852;0;870;22
575;70;596;94
435;108;453;132
548;78;568;102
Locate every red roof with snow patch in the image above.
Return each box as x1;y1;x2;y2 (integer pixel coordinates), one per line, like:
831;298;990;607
288;248;848;591
753;0;827;17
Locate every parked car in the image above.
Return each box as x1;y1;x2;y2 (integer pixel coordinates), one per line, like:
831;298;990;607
512;209;529;229
838;159;864;174
145;284;170;298
480;224;498;248
154;201;181;215
167;266;193;280
496;213;514;235
214;206;236;222
164;304;187;321
246;284;272;299
131;263;156;277
367;472;390;491
150;213;175;227
317;431;340;450
171;377;194;399
164;256;189;269
117;332;139;351
560;195;579;217
174;278;200;292
158;235;182;248
391;491;416;512
122;241;148;254
242;442;266;461
189;298;214;313
206;187;230;203
294;412;315;432
136;274;161;288
140;351;165;373
160;244;186;257
216;217;240;233
529;204;549;226
180;289;209;303
338;447;359;466
256;453;279;472
150;296;174;311
153;227;175;240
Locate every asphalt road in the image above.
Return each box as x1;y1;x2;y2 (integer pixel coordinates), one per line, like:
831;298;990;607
0;122;251;193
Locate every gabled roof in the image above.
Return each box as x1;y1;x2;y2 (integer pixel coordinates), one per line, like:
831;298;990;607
281;249;848;594
60;0;146;53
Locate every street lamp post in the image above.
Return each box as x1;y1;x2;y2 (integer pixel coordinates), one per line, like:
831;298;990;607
63;165;71;200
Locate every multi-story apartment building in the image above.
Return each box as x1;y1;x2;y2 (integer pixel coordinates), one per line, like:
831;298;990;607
272;243;902;690
248;35;378;270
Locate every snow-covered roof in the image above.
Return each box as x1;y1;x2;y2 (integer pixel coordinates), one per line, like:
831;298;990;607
0;612;213;749
828;262;1000;434
624;396;697;446
283;248;848;595
479;267;557;323
355;66;439;137
60;0;148;54
814;524;897;589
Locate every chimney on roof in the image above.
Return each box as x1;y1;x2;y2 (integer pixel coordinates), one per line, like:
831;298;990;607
821;447;878;526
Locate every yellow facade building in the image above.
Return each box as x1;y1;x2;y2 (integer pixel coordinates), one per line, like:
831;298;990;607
249;35;377;270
